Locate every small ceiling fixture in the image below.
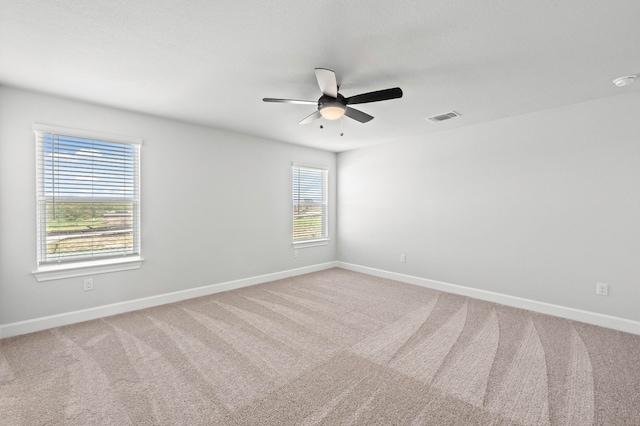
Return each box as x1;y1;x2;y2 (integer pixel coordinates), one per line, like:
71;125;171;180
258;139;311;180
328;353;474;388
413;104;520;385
612;75;637;87
427;111;461;123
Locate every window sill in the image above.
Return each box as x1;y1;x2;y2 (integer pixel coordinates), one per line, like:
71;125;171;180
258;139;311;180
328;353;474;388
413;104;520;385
292;239;329;249
32;257;144;282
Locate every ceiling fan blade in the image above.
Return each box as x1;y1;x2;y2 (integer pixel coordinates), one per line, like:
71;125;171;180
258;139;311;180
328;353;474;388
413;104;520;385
263;98;317;105
298;110;322;125
345;87;403;105
345;107;374;123
314;68;338;98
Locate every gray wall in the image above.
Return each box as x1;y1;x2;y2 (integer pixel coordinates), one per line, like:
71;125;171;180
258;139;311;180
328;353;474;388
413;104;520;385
0;86;336;325
337;91;640;322
2;84;639;327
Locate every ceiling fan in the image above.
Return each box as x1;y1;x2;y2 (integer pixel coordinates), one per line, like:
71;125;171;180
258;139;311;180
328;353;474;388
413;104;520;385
263;68;403;124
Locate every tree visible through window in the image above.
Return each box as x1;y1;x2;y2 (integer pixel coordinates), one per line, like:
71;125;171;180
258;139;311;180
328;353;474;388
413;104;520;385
292;165;327;243
35;125;141;265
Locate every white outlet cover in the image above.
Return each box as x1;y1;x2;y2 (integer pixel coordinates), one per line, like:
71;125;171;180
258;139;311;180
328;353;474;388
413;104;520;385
84;278;94;290
596;282;608;296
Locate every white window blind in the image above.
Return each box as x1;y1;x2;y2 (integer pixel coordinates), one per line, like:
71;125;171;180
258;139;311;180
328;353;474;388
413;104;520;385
292;165;328;242
34;124;141;266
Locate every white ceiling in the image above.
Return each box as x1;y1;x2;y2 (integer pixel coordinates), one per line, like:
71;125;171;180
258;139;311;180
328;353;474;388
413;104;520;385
1;0;639;152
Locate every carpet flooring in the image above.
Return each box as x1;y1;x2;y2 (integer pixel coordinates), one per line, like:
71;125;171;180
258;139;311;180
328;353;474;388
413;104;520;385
1;268;640;425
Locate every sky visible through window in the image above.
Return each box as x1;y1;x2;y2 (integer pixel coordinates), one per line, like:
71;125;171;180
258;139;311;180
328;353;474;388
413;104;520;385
44;134;135;199
292;167;324;203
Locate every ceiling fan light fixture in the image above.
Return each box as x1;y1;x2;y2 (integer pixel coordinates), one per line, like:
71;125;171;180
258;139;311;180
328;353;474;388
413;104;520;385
319;102;346;120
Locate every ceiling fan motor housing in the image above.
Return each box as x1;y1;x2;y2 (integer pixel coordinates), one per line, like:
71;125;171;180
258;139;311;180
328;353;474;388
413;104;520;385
318;94;347;120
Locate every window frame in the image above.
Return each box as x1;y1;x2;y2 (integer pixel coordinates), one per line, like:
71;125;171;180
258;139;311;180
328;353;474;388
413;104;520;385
292;163;329;248
32;123;143;281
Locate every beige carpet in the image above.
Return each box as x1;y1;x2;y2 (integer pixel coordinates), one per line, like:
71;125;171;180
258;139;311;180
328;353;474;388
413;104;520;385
1;268;640;425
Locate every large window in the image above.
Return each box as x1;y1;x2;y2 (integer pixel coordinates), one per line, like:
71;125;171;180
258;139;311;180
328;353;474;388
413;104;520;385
292;165;328;244
34;124;141;273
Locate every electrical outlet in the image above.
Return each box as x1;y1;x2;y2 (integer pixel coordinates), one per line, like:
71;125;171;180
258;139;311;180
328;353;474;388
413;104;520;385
83;278;94;291
400;254;406;263
293;250;299;258
596;282;608;296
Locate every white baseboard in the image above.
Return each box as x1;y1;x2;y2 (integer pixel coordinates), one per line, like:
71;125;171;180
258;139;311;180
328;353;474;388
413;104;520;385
5;261;638;339
0;262;338;339
337;262;640;335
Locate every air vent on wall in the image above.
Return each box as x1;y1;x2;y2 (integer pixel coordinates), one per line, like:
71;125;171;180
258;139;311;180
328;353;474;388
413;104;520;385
427;111;460;122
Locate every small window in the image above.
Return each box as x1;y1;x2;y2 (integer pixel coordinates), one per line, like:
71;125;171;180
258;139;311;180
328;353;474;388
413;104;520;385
34;124;141;272
292;165;328;244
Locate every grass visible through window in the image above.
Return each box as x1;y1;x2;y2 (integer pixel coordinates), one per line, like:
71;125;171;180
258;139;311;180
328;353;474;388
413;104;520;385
45;202;134;258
